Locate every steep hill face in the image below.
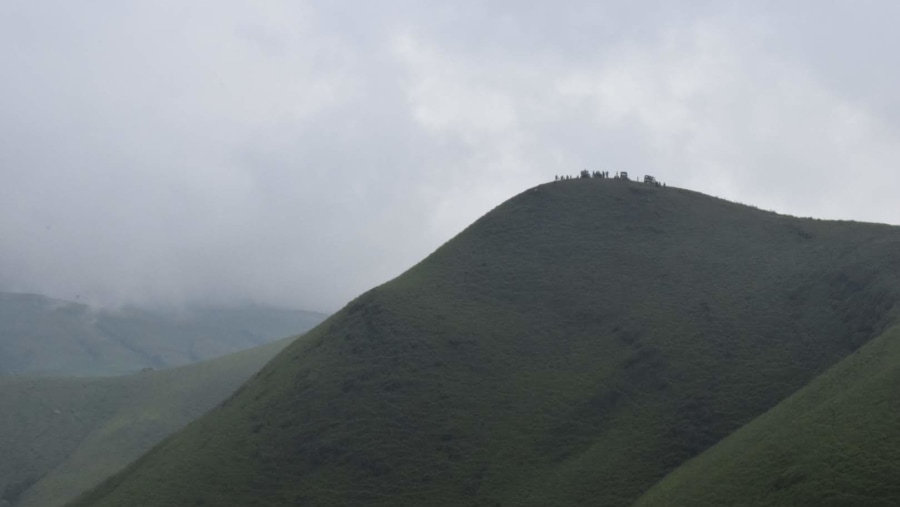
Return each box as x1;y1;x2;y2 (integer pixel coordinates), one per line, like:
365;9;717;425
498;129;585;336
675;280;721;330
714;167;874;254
0;294;325;376
72;180;900;507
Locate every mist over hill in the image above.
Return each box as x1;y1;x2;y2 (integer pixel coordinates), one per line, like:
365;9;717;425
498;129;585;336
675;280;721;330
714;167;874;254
0;337;296;507
72;179;900;506
0;293;326;376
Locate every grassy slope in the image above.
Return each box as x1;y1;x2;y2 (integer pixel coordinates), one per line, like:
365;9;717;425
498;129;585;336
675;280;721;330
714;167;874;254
0;336;294;507
635;322;900;507
71;180;900;507
0;294;325;376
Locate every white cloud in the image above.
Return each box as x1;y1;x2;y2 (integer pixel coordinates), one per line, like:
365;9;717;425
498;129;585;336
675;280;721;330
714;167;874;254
2;1;900;311
550;13;900;224
393;33;519;137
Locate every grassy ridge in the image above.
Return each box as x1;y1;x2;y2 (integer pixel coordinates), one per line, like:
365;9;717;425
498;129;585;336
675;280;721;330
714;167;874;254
71;180;900;506
0;336;295;507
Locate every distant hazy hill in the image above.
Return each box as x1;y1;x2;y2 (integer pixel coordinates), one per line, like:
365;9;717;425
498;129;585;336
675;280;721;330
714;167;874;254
0;293;325;376
72;180;900;506
0;336;294;507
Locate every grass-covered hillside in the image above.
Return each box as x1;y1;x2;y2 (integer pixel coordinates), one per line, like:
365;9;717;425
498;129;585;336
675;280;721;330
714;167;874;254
0;336;295;507
0;293;325;376
72;179;900;506
634;322;900;506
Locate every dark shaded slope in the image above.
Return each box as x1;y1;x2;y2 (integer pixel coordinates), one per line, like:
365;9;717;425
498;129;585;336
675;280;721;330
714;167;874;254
0;337;294;507
72;180;900;507
634;322;900;507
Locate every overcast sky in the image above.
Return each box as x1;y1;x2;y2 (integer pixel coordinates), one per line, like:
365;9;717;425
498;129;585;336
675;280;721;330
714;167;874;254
2;1;899;312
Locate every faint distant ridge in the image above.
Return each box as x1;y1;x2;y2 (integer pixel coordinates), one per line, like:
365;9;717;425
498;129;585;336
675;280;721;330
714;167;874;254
72;179;900;506
0;335;296;507
0;292;326;376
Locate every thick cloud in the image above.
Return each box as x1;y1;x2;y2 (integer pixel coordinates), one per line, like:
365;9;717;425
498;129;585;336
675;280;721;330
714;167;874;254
1;1;899;312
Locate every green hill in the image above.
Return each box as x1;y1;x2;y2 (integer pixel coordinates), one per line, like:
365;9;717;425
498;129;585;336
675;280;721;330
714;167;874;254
634;322;900;506
0;293;325;376
70;179;900;506
0;336;296;507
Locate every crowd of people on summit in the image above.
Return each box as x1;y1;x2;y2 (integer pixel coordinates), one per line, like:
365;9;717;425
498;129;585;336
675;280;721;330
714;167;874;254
554;170;665;187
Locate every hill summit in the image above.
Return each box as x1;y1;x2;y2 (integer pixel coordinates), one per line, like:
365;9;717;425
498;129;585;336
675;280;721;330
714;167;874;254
73;179;900;506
